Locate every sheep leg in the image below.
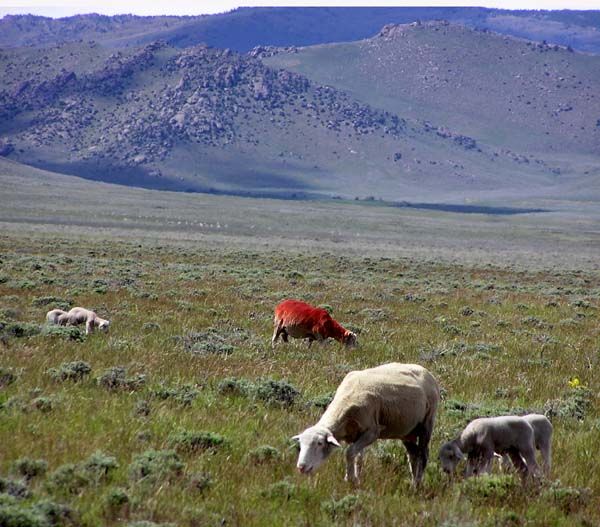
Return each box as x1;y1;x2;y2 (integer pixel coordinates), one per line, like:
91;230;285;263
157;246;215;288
507;449;529;480
402;440;424;486
271;321;285;347
344;429;378;486
519;444;540;479
500;453;512;472
86;319;94;335
539;441;552;476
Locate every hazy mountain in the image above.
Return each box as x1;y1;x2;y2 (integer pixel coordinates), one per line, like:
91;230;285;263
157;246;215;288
1;7;599;53
1;32;577;201
265;21;600;161
0;13;599;201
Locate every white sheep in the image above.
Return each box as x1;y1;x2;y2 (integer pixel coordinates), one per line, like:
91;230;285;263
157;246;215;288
439;416;540;480
59;307;110;335
292;362;440;487
45;309;67;325
496;414;552;475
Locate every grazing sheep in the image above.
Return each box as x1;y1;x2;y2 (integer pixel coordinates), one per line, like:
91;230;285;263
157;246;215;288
292;362;440;487
439;416;540;480
46;309;67;325
272;299;357;348
59;307;110;335
497;414;552;475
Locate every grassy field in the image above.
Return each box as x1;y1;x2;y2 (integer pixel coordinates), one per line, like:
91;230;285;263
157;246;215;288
1;162;600;526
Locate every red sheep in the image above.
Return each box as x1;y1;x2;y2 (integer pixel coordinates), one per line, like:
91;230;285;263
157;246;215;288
272;299;357;348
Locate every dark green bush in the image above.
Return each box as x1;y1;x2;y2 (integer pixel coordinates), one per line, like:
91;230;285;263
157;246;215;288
82;451;118;481
13;459;48;480
0;478;30;499
247;445;281;465
255;378;300;407
40;326;85;342
321;495;360;518
152;383;200;406
96;367;146;391
128;450;184;484
47;361;91;382
46;464;90;495
167;431;226;453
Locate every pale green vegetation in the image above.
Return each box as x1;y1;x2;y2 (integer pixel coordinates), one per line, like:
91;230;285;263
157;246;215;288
1;164;600;525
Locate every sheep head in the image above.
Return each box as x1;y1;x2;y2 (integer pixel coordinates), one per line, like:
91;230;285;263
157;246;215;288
292;426;341;475
439;440;464;474
342;330;357;348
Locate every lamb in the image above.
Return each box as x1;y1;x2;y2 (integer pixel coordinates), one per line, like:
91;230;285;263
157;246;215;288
497;414;552;476
272;299;357;348
58;307;110;335
292;362;440;487
46;309;67;325
439;416;540;481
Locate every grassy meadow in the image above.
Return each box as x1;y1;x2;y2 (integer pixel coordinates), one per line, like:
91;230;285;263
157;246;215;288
1;164;600;526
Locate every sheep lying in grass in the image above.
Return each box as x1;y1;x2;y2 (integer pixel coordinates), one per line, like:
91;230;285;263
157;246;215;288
439;416;540;481
46;309;67;325
293;362;440;487
272;299;357;348
497;414;552;476
58;307;110;335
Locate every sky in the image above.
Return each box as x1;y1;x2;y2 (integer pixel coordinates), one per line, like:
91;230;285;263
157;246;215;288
1;0;599;18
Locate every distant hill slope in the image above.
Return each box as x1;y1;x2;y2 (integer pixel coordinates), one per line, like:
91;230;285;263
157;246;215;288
0;36;577;202
264;21;600;159
1;7;599;53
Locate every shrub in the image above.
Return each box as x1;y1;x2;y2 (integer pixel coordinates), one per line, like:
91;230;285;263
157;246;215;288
216;377;253;397
128;450;184;484
308;392;334;409
126;522;176;527
543;481;591;514
321;495;360;518
261;480;296;500
31;297;72;311
134;400;151;417
255;379;300;407
0;502;47;527
31;500;75;526
167;431;226;453
0;322;41;339
188;472;212;493
460;474;519;503
104;487;129;512
152;383;200;406
0;368;19;388
247;445;281;465
47;361;91;382
40;326;85;342
82;451;118;481
0;478;30;499
179;329;235;356
544;386;593;420
97;367;146;391
13;458;48;480
31;397;54;413
46;464;90;495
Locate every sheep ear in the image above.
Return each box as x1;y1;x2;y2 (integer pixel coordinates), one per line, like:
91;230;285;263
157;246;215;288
291;434;301;442
327;434;341;447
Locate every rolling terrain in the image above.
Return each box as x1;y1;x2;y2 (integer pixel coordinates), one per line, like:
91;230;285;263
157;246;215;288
265;21;600;160
1;20;599;201
1;8;600;53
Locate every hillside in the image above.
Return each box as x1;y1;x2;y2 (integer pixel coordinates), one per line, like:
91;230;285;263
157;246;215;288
265;21;600;161
1;7;599;53
1;36;574;201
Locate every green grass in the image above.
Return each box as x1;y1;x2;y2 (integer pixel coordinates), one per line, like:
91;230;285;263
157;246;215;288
1;228;599;526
